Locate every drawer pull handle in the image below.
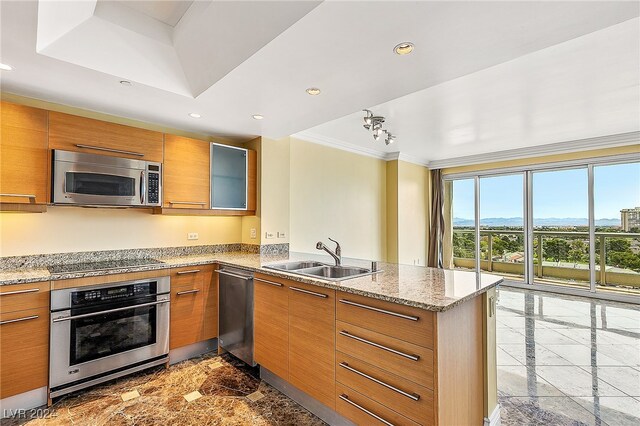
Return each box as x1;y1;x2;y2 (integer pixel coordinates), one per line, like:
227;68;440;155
255;278;283;287
0;315;39;325
215;270;253;281
289;286;328;298
176;289;200;296
176;269;201;275
169;201;207;206
0;288;40;296
0;193;37;203
339;362;420;401
339;299;419;321
340;331;420;361
75;144;145;157
339;394;394;426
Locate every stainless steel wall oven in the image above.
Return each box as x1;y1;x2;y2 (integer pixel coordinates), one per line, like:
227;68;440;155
49;277;170;398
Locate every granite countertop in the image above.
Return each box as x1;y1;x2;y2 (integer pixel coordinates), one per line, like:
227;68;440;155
0;251;502;312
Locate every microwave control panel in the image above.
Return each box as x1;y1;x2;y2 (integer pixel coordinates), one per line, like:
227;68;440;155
147;163;161;206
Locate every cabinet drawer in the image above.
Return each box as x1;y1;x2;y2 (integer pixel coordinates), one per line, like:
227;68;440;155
254;274;289;380
336;383;421;426
337;292;433;349
48;111;163;162
170;279;205;350
336;352;434;425
170;265;213;287
0;281;49;313
336;321;434;389
0;307;49;398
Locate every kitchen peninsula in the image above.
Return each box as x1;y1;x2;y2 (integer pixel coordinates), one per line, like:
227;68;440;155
0;247;501;426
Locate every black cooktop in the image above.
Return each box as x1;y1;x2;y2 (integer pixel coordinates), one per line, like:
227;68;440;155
47;258;165;274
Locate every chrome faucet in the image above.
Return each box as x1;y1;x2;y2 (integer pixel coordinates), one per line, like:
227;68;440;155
316;238;342;266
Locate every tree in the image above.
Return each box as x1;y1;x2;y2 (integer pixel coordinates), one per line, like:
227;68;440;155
568;239;588;264
544;238;570;262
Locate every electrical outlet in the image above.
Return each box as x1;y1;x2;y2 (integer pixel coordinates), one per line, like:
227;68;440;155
265;232;275;239
277;231;286;238
188;232;199;240
250;228;257;239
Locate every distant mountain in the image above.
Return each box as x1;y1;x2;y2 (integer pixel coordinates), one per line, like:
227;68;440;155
453;217;621;227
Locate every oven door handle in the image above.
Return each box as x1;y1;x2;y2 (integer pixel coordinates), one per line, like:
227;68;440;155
52;300;169;323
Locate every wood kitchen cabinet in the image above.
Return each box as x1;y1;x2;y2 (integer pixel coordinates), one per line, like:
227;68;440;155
0;281;50;399
169;265;217;349
48;111;164;162
254;273;290;380
253;274;336;409
0;102;49;210
162;135;210;210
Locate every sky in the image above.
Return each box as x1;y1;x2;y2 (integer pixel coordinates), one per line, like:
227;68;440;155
452;162;640;220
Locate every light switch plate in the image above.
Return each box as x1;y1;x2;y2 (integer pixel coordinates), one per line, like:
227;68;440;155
265;232;275;239
277;231;286;238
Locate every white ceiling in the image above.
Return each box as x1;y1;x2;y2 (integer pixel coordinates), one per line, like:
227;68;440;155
1;1;638;162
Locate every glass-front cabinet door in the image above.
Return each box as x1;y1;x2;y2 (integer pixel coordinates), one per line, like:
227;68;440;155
210;143;248;210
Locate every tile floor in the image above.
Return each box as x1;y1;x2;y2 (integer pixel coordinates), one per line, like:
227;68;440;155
497;287;640;426
5;287;639;425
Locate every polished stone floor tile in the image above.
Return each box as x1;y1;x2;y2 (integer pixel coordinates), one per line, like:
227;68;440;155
500;396;600;426
497;365;565;397
542;344;627;367
499;343;573;366
582;366;640;396
572;396;640;425
536;365;626;397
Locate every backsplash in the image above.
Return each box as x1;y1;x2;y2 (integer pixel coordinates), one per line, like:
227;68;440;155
0;243;289;269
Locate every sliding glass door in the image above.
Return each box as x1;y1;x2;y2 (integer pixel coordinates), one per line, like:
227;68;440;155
532;167;591;289
443;157;640;299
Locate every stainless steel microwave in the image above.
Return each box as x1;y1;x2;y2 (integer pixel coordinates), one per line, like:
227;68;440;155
52;150;161;207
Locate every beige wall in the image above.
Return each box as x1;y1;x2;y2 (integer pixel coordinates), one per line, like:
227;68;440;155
397;161;431;266
385;161;399;263
241;137;262;245
0;207;241;256
260;137;290;244
289;138;387;260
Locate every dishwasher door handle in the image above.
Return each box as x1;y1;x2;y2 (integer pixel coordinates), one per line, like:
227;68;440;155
215;270;252;281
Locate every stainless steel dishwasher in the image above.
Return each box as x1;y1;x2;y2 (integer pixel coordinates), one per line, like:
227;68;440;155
216;267;255;366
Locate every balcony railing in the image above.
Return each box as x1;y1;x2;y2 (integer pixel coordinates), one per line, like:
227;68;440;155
452;229;640;290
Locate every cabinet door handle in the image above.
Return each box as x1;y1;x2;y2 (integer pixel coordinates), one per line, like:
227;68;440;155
169;201;207;206
0;315;39;326
0;193;37;203
338;394;394;426
255;278;283;287
75;144;144;157
339;362;420;401
176;269;201;275
0;288;40;296
176;289;200;296
339;331;420;361
339;299;419;321
289;286;328;298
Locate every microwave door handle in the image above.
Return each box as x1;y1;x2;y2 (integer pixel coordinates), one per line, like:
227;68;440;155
140;170;145;205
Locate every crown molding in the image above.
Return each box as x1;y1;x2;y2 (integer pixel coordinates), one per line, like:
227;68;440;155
428;131;640;170
291;131;431;167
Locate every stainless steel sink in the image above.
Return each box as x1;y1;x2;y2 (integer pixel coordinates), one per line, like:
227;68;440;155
300;265;371;279
264;261;377;281
265;261;325;271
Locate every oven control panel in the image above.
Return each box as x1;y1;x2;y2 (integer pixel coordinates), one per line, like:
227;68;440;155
72;282;156;306
146;163;161;206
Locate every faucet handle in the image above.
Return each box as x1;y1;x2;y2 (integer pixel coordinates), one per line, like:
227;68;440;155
328;237;341;255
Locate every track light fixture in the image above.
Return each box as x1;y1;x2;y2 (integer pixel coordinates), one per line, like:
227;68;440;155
362;109;396;144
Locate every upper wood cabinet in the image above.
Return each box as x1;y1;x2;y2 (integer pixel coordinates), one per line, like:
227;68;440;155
48;111;163;162
0;102;49;206
163;135;210;209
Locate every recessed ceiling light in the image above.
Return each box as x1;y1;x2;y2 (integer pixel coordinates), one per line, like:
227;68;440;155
0;63;14;71
188;113;202;118
393;42;414;55
306;87;321;96
252;114;264;120
119;80;132;86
